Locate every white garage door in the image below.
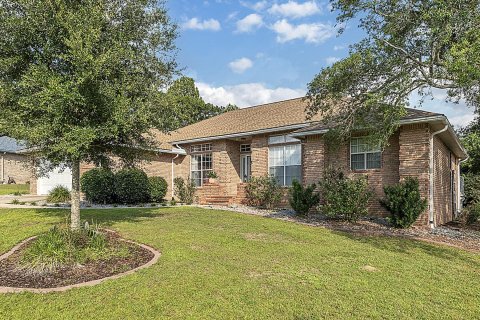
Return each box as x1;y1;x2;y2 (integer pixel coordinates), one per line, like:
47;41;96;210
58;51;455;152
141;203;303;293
37;165;72;195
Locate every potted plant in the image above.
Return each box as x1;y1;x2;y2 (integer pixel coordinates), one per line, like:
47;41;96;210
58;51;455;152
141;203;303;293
206;171;218;183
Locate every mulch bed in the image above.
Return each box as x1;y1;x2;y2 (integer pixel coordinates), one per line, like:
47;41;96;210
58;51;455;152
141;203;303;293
0;232;154;289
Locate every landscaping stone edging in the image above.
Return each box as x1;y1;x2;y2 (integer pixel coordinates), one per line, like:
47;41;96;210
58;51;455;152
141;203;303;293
0;231;161;294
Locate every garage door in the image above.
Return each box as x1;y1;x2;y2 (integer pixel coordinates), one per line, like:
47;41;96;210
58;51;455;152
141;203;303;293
37;165;72;195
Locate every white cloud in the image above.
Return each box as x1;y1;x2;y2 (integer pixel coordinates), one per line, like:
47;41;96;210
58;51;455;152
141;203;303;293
196;82;306;107
325;56;340;65
229;58;254;74
236;14;264;33
268;1;321;18
183;18;221;31
241;1;268;11
271;19;335;43
333;45;346;51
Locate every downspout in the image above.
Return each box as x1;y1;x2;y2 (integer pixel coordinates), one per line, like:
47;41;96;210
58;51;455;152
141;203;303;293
1;152;5;184
457;155;470;215
429;125;448;228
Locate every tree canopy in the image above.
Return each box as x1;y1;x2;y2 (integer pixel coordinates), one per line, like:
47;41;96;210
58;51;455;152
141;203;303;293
306;0;480;145
165;76;238;128
0;0;178;229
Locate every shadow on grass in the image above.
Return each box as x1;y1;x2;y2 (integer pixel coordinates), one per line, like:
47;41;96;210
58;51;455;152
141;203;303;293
333;230;480;267
32;207;173;227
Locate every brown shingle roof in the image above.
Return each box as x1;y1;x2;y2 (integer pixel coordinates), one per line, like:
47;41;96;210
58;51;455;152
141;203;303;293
152;97;443;149
153;97;321;146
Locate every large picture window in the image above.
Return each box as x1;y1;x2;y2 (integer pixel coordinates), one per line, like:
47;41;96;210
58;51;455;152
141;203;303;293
191;153;212;186
268;136;301;186
350;137;381;170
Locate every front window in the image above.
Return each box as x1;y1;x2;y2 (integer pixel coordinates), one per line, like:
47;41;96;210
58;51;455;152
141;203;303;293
268;135;301;186
191;145;213;186
350;137;381;170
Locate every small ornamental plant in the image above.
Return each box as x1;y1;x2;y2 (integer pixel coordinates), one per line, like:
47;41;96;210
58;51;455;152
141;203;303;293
289;180;320;216
381;177;428;228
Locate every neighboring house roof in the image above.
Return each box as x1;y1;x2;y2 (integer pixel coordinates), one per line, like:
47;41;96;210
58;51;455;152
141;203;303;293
0;136;26;153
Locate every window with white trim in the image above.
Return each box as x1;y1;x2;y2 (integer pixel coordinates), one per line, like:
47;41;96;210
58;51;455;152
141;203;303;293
350;137;381;170
190;143;212;153
268;135;301;186
240;144;251;153
191;153;212;187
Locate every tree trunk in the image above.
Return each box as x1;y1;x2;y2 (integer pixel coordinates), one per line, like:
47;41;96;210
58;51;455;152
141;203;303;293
71;160;81;230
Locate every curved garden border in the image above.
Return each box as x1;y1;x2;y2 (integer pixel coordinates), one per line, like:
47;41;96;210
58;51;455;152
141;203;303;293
0;231;161;294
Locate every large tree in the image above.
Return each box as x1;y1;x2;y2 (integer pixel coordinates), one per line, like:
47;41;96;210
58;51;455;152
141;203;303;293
0;0;178;229
165;76;238;128
306;0;480;145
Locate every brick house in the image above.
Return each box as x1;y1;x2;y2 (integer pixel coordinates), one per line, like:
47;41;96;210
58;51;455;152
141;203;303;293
0;137;31;184
139;97;466;228
27;97;466;227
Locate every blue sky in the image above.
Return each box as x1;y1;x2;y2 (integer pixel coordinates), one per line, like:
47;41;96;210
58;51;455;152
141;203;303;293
166;0;474;128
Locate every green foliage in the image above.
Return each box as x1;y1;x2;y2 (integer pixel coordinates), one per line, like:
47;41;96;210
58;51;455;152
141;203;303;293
47;186;71;204
114;169;150;204
81;168;115;204
149;176;168;203
306;0;480;145
318;168;373;222
165;77;238;129
381;178;428;228
465;202;480;225
173;177;195;204
245;175;282;209
21;224;128;273
462;173;480;205
10;199;20;205
288;180;320;216
206;171;218;179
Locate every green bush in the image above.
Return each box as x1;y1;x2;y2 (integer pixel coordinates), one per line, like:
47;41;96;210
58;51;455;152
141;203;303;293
47;185;71;203
80;168;115;204
149;176;168;202
317;168;373;222
245;175;282;209
381;177;428;228
464;202;480;225
114;168;150;204
173;177;195;204
289;180;320;216
462;173;480;205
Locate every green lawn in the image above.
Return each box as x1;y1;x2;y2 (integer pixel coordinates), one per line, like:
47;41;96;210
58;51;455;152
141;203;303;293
0;207;479;319
0;184;29;195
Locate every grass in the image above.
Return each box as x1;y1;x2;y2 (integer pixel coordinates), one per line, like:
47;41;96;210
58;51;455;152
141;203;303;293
0;184;29;195
0;207;479;319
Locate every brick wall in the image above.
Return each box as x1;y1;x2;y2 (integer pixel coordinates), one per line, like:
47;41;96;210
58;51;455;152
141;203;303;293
1;152;32;184
399;123;430;226
433;136;457;226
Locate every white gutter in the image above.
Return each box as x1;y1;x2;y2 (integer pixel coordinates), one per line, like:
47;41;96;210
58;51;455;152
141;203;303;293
429;125;449;228
170;123;311;145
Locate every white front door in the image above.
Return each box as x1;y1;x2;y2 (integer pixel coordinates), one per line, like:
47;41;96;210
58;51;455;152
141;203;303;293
240;155;251;183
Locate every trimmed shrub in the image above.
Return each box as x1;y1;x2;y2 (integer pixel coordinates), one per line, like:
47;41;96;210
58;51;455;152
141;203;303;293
114;168;150;204
289;180;320;216
47;185;71;203
245;175;282;209
149;176;168;202
317;168;373;222
173;177;195;204
80;168;115;204
381;177;428;228
464;202;480;225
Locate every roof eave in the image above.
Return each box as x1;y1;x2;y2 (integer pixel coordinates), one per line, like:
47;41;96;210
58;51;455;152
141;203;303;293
170;123;312;145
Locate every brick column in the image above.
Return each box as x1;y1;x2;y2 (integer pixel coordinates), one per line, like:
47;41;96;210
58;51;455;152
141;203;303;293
398;124;431;227
302;135;325;185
